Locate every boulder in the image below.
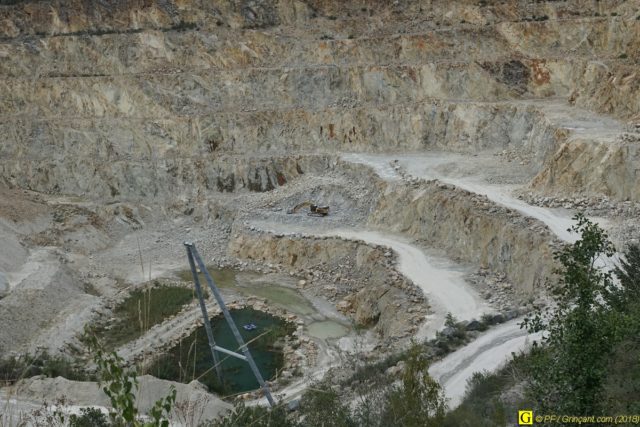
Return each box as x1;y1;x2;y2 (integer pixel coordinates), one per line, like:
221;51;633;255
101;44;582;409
465;320;483;331
336;299;352;312
491;313;506;324
287;399;301;412
385;361;406;376
504;310;519;321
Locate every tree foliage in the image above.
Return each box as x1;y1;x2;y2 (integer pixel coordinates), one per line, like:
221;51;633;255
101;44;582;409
69;408;111;427
85;334;176;427
379;345;447;427
612;243;640;309
522;213;620;414
300;382;356;427
206;402;296;427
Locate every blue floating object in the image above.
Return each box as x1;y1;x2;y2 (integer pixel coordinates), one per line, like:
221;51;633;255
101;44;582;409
243;323;257;331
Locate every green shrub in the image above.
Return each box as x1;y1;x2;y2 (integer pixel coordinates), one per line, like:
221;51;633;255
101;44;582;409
0;352;89;384
300;383;355;427
86;334;176;426
69;408;110;427
205;402;296;427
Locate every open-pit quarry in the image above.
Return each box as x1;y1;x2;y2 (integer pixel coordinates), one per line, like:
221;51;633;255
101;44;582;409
1;0;640;424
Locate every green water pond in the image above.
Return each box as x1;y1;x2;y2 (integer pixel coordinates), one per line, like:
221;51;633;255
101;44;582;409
149;307;294;395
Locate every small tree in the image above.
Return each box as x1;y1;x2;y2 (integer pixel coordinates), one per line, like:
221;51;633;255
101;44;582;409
444;312;457;328
69;408;110;427
207;402;296;427
379;344;447;427
85;334;176;426
612;243;640;309
299;382;355;427
522;213;620;414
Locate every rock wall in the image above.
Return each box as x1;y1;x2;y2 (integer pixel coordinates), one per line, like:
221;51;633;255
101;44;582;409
0;28;513;77
0;154;331;201
1;62;564;117
1;0;637;203
368;181;558;294
498;19;639;60
571;62;640;121
0;100;562;154
0;0;312;38
420;101;562;166
532;135;640;201
228;229;428;339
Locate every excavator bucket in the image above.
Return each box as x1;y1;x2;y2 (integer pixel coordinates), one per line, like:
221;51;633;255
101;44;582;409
287;201;329;217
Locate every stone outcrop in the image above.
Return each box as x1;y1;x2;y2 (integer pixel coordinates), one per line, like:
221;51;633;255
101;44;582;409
1;0;638;203
368;181;557;294
532;135;640;201
228;229;427;339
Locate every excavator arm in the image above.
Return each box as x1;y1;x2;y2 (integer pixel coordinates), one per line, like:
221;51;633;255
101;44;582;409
287;201;312;214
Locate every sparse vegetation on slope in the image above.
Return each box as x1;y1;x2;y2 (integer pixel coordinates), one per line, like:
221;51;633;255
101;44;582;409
0;352;90;385
445;219;640;424
96;283;196;350
207;216;640;427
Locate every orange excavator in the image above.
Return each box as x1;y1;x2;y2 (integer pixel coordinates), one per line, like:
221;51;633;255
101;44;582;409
287;201;330;217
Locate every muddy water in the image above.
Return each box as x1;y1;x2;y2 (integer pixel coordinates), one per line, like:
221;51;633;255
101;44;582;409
177;267;351;338
307;320;350;339
242;284;316;316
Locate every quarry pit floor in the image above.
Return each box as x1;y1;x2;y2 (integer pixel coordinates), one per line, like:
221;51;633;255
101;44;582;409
2;146;637;424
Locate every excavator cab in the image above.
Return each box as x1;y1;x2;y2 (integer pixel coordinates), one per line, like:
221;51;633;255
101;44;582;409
287;201;330;217
309;204;330;217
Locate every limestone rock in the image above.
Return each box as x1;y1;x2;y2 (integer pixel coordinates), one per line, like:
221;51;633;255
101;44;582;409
0;272;8;298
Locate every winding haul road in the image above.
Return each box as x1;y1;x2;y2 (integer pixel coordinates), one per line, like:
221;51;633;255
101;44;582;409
333;153;588;408
329;229;539;409
252;218;540;409
324;229;490;339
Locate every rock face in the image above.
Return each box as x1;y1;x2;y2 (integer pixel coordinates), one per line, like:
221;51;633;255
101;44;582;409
2;153;329;201
0;0;638;396
368;181;557;293
531;136;640;201
229;229;426;339
0;0;638;202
